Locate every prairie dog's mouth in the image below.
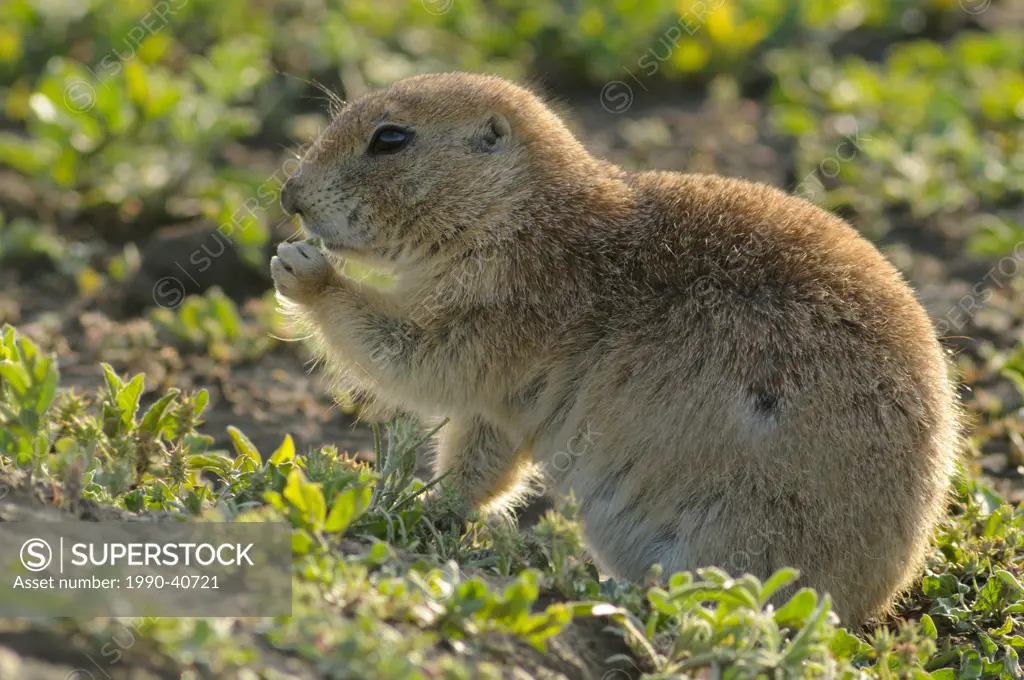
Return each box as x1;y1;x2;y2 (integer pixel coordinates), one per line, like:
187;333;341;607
297;215;325;239
297;199;364;251
298;217;345;250
297;219;392;274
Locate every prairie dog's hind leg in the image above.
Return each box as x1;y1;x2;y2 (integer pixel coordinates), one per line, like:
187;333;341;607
434;415;535;518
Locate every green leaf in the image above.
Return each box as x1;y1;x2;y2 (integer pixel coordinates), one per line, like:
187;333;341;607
928;670;955;680
140;389;180;434
522;604;572;651
188;453;233;475
781;595;834;666
831;628;868;658
773;588;818;627
698;567;731;585
992;615;1014;637
123;489;146;512
35;359;58;415
263;490;287;513
282;469;306;511
1003;646;1022;677
0;326;9;353
292;530;313;555
979;631;1000;657
227;426;261;470
209;292;241;341
995;570;1024;594
193;388;209;417
282;468;326;527
116;373;145;425
324;484;372;533
1;325;15;357
101;363;124;396
124;60;149;106
923;574;958;599
959;650;983;679
667;571;693;589
760;567;800;605
361;542;392;566
269;434;295;465
919;613;937;638
0;361;30;395
497;571;541;620
975;577;1006;615
982;511;1004;537
647;587;676;615
15;335;37;364
30;352;49;382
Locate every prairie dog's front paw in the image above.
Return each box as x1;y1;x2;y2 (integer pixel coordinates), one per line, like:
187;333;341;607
271;241;335;304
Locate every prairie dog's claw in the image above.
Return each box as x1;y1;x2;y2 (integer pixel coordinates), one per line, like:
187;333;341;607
271;241;333;303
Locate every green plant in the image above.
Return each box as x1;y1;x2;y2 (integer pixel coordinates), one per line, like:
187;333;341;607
0;323;59;480
0;0;988;275
3;319;1024;677
770;31;1024;234
0;212;67;269
0;324;212;502
148;287;273;361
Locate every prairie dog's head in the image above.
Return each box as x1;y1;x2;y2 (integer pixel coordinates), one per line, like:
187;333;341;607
280;72;593;267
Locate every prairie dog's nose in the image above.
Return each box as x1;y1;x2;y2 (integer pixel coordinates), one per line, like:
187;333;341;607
280;178;301;216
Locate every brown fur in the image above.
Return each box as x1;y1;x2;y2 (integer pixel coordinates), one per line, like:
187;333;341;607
270;72;960;626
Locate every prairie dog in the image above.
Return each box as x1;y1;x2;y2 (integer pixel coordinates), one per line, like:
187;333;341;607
271;72;959;625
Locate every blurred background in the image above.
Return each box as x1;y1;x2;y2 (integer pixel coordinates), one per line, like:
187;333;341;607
1;0;1023;496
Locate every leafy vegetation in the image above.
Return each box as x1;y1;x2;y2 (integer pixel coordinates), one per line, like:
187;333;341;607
3;324;1024;677
770;30;1024;234
0;0;999;266
148;287;276;362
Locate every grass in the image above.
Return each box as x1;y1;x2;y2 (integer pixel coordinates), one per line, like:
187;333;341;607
2;323;1024;678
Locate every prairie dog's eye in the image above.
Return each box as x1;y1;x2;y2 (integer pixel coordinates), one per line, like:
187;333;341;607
368;126;413;155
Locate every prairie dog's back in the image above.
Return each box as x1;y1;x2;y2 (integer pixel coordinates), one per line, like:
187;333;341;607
579;170;955;478
535;171;958;623
593;172;952;433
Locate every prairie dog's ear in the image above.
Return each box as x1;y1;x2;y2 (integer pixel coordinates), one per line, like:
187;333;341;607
474;113;511;152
